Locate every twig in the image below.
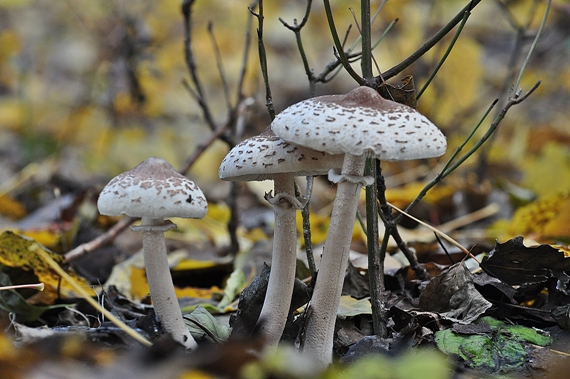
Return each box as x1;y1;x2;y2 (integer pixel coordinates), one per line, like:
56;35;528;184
33;244;152;346
65;216;137;263
207;21;232;113
182;0;218;133
416;7;471;99
322;0;365;85
379;0;481;82
301;176;317;279
180;124;229;176
249;0;275;119
279;0;316;95
388;202;478;261
396;81;541;226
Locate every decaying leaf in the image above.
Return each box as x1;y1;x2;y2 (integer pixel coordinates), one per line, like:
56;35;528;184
501;191;570;241
0;231;96;303
480;236;570;287
0;272;67;322
184;305;231;343
435;317;551;373
419;262;492;324
337;296;372;318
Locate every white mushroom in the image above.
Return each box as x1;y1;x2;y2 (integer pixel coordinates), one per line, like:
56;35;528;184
98;157;208;349
219;127;343;349
271;86;447;366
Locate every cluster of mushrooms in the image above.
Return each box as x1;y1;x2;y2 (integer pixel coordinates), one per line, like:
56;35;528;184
97;86;447;366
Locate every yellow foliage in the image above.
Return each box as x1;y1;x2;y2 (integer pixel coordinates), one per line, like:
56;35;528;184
175;285;222;301
385;181;455;207
296;212;331;247
522;142;570;198
0;194;26;219
492;191;570;242
0;231;96;303
0;99;26;131
128;266;150;300
420;36;483;127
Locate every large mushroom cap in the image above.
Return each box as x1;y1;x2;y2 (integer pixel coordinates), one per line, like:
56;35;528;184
219;127;344;182
271;86;447;161
98;157;208;219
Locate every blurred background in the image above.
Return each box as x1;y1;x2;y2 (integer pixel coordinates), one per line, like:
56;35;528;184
0;0;569;248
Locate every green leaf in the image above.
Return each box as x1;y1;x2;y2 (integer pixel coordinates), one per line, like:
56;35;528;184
0;271;68;322
435;317;551;373
184;305;231;343
337;296;372;317
217;268;245;310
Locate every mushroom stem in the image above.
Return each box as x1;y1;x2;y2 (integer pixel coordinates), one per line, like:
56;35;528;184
135;217;197;349
257;173;298;348
303;154;366;366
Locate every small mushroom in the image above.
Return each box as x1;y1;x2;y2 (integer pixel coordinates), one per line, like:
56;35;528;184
98;157;207;349
219;127;343;349
271;86;447;366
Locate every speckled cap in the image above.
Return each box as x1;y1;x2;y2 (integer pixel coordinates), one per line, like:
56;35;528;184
219;127;344;181
271;86;447;161
98;157;208;219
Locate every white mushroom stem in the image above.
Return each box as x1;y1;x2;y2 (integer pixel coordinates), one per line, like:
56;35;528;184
303;154;367;367
257;173;299;349
132;217;197;350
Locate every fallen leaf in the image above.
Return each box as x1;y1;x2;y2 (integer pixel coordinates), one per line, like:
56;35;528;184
435;316;551;373
0;231;96;303
337;296;372;317
419;262;492;324
480;236;570;286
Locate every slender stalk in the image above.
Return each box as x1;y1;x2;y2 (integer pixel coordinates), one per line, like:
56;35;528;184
257;174;298;349
136;217;197;349
304;155;366;367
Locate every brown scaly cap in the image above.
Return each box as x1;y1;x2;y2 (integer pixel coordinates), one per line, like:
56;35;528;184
271;86;447;161
98;157;208;219
219;126;344;182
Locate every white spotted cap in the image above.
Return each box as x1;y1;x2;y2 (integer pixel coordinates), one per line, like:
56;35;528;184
219;127;344;181
98;157;208;219
271;86;447;161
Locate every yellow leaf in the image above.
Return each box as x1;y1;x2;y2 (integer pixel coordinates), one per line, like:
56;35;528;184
522;142;570;198
175;286;222;300
0;231;95;303
0;194;26;219
296;212;331;246
128;266;150;300
13;229;60;248
172;259;217;271
494;191;570;242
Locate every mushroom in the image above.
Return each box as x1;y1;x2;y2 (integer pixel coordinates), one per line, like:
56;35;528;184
97;157;208;349
219;126;343;348
271;86;447;365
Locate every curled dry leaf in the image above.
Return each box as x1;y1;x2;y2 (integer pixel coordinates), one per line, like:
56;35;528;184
419;262;492;324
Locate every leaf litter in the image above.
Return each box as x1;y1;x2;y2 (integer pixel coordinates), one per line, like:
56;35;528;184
1;0;570;378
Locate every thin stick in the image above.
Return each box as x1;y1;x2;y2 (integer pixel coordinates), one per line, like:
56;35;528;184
387;202;478;262
322;0;364;85
249;0;275;119
65;216;137;263
32;244;152;346
416;7;471;99
380;0;481;82
0;283;44;291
